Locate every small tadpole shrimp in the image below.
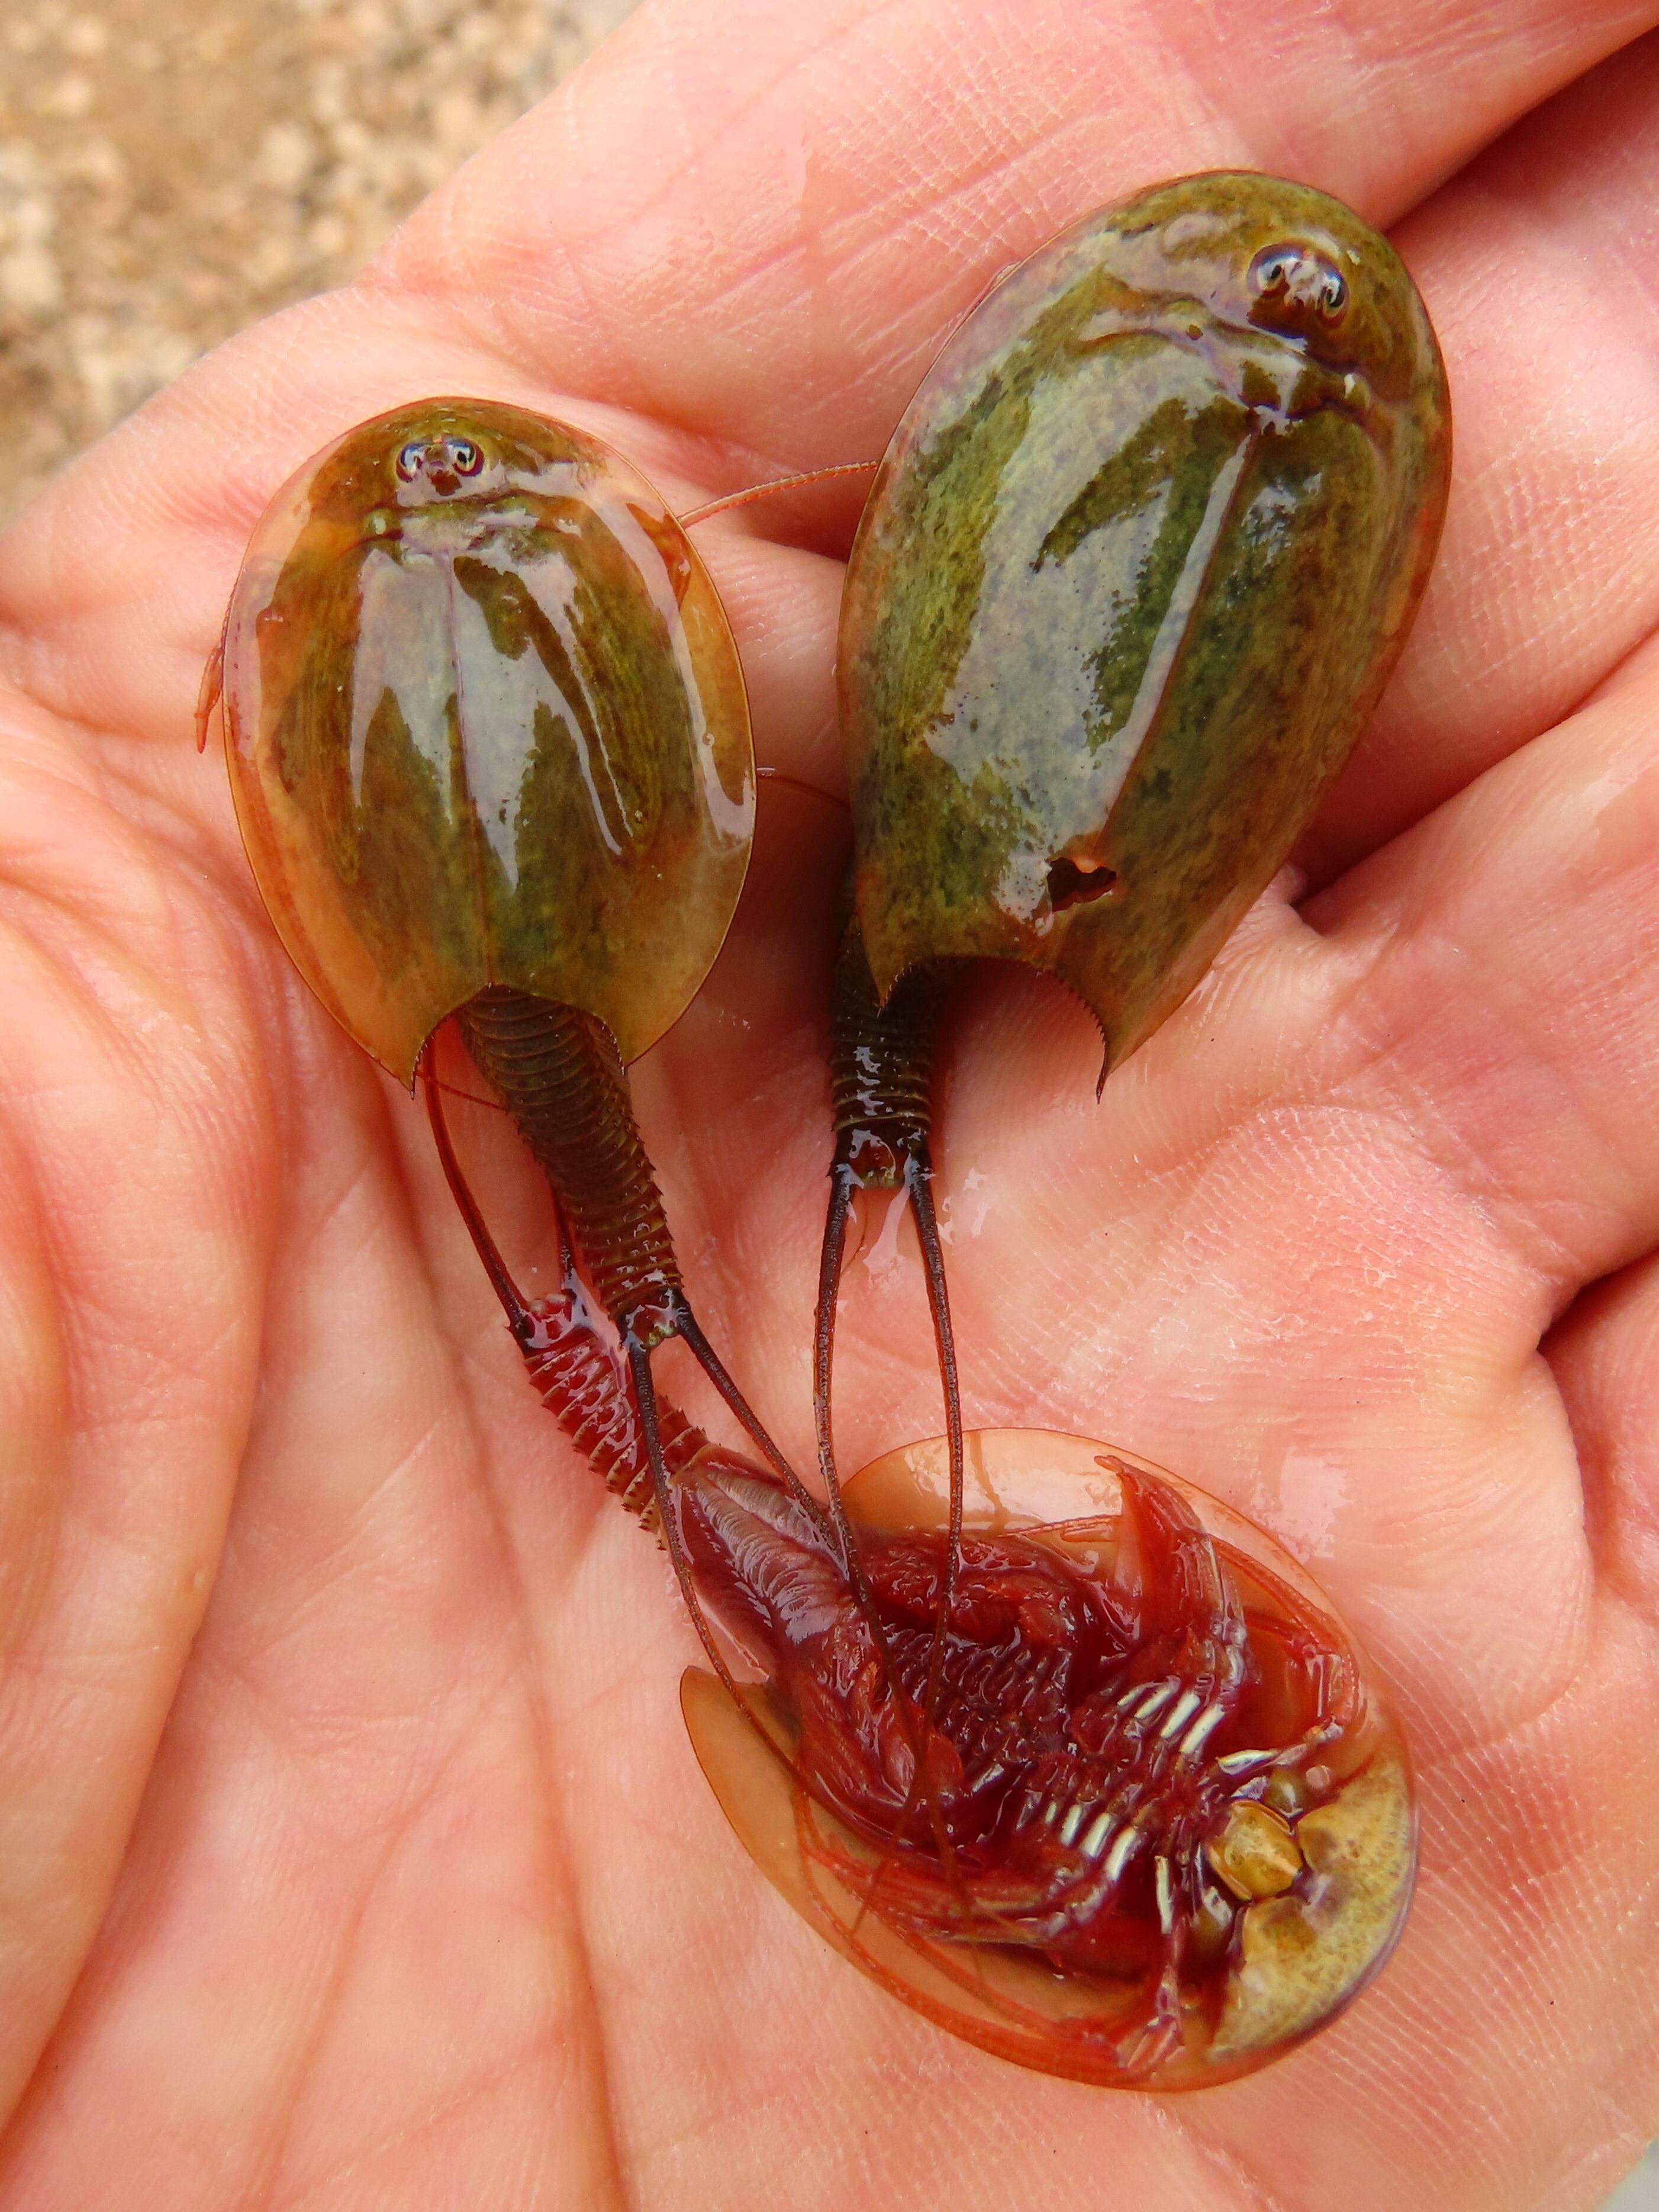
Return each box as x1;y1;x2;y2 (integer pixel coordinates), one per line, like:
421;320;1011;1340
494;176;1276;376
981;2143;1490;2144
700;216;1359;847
816;171;1451;1593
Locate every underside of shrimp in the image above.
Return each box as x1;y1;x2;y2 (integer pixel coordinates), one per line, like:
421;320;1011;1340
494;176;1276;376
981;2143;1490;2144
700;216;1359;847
427;1070;1413;2089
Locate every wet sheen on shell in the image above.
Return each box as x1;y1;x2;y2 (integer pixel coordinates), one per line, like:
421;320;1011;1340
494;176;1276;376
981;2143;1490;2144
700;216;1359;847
221;398;755;1081
841;172;1451;1066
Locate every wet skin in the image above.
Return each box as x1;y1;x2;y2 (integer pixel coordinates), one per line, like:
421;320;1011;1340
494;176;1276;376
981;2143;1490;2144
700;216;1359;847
2;1;1659;2208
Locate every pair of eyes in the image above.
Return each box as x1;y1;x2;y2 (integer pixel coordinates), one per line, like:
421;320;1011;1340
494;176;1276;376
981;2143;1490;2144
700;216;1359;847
1248;243;1349;326
395;437;485;481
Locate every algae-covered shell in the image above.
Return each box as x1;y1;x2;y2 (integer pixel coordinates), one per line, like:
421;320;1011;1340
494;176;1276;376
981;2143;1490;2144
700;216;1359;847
840;172;1450;1065
221;398;753;1083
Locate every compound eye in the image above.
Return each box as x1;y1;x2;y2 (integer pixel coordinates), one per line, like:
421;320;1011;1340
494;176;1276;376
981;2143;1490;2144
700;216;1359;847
449;437;483;476
1251;248;1297;297
1247;242;1350;331
395;440;426;482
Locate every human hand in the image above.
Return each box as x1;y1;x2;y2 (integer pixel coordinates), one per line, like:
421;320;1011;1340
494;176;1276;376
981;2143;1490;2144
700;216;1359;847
0;2;1656;2204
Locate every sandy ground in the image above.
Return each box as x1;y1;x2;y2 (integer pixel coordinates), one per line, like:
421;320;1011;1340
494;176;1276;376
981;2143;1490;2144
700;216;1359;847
0;0;639;526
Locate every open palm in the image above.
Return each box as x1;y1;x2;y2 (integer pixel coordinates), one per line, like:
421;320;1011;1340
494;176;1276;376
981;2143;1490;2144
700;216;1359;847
1;1;1657;2204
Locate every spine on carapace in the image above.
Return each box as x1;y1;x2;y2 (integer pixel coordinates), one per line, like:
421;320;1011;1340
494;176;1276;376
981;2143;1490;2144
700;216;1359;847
459;987;683;1333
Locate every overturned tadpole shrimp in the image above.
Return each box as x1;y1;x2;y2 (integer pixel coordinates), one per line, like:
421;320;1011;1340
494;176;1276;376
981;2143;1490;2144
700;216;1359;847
684;1431;1413;2088
817;172;1452;1574
204;395;830;1600
439;1188;1415;2093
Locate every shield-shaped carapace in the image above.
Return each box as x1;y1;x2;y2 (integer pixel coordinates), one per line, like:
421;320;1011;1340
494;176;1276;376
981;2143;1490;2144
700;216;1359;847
839;170;1450;1060
220;397;754;1085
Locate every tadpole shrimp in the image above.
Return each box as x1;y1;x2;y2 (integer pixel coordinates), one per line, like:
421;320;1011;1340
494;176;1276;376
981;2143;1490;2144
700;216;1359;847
201;395;842;1647
815;172;1451;1603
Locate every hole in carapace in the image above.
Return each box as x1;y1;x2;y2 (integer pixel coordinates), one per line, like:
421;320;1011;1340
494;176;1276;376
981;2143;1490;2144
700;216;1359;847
1047;855;1118;912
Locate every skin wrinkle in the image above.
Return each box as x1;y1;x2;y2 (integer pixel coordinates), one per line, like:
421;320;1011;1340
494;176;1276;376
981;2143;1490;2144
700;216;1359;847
1165;2117;1302;2212
1495;331;1659;632
592;0;920;266
1302;845;1659;1282
0;850;241;1114
1547;1287;1659;1635
203;1634;505;1875
1418;1640;1609;1821
84;735;249;867
694;41;1182;346
0;1472;68;1691
1161;1099;1530;1351
1486;50;1659;256
6;0;1659;2194
375;1094;634;2211
0;1142;236;1506
274;2046;572;2212
1151;0;1378;193
542;1797;638;2212
0;857;188;1038
1389;905;1659;1267
1322;982;1618;1309
204;1463;456;1704
228;1412;450;1612
234;1728;507;2211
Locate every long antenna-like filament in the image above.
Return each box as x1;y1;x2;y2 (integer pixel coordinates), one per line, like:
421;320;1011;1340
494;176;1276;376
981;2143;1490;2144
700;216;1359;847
678;459;878;529
424;1042;534;1335
904;1153;965;1723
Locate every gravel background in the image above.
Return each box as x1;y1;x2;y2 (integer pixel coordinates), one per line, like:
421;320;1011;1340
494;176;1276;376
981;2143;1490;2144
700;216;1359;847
1;4;1654;2203
0;0;638;526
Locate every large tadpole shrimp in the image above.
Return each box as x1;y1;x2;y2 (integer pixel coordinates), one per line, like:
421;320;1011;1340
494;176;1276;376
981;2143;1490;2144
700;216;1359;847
814;172;1451;1610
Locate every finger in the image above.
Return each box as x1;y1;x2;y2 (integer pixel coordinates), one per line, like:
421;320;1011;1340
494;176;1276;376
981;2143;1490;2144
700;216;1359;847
0;677;271;2111
1307;32;1659;878
1305;636;1659;1310
385;0;1658;461
3;0;1652;778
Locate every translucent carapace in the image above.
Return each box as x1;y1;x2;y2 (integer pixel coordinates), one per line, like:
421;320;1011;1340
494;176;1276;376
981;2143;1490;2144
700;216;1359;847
220;397;754;1083
681;1428;1413;2089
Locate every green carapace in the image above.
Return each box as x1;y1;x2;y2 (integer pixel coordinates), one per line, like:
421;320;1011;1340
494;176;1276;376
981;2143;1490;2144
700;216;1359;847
840;172;1451;1065
221;398;754;1083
